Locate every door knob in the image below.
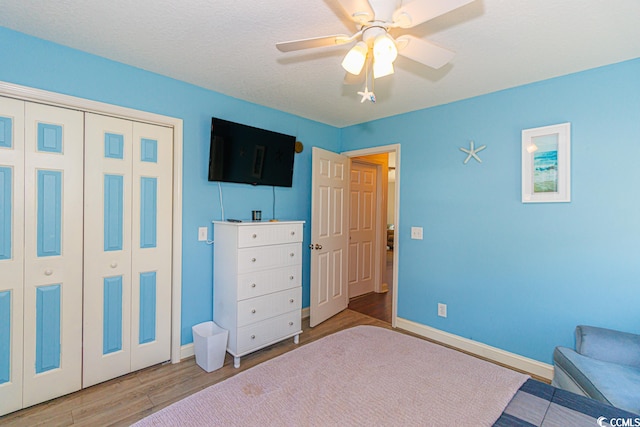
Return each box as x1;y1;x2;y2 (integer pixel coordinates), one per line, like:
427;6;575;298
315;244;322;250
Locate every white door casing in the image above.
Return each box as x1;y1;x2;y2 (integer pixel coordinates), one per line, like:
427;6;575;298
23;102;84;407
309;147;349;327
342;144;400;328
348;161;377;298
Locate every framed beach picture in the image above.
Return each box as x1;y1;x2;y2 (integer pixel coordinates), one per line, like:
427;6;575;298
521;122;571;203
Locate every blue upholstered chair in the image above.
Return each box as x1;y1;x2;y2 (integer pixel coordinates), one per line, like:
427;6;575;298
553;325;640;414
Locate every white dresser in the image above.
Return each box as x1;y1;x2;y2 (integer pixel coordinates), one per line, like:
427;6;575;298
213;220;304;368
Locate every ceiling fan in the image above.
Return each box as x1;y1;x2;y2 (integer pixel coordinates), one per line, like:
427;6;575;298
276;0;475;85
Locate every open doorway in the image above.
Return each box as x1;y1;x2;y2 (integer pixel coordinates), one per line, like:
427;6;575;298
344;145;399;326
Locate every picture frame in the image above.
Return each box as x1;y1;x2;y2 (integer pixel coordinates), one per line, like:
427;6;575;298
521;122;571;203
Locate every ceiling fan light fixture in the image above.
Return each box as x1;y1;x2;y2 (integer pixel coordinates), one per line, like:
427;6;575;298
341;41;368;75
373;59;394;79
373;33;398;64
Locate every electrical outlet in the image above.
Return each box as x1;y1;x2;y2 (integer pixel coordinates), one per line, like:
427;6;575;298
198;227;208;241
411;226;423;240
438;303;447;318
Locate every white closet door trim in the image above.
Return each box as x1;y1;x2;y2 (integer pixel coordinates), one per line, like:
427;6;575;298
0;80;183;364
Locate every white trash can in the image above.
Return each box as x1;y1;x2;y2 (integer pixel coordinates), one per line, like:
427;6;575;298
192;321;228;372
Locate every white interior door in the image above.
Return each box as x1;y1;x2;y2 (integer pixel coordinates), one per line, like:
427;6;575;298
0;96;25;415
23;102;84;407
130;122;172;371
83;113;134;387
310;147;349;327
348;161;377;298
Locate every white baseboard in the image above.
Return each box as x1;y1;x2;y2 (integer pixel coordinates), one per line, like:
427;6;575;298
302;307;310;319
395;317;554;381
180;343;195;360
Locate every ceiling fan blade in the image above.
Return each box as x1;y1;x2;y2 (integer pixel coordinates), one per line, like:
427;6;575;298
396;35;455;69
276;34;353;52
392;0;474;28
335;0;375;25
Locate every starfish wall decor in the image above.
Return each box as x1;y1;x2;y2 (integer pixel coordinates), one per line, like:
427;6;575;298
460;140;486;164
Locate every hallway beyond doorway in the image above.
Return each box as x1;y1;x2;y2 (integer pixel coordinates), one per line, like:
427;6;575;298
348;249;393;323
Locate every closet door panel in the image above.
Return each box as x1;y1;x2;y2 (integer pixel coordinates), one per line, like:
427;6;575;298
22;102;83;407
0;96;24;416
83;113;133;388
130;122;172;371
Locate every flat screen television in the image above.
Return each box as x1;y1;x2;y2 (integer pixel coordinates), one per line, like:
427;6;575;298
208;118;296;187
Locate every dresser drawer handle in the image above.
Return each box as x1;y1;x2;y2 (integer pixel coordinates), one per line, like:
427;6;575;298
289;253;294;257
289;275;294;280
44;269;53;276
252;234;257;239
251;283;256;288
289;298;294;303
251;309;256;314
251;335;256;339
290;231;295;236
289;321;294;326
251;258;256;262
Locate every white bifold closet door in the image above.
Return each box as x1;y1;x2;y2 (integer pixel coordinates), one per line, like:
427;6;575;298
83;113;173;388
23;103;84;406
0;96;25;414
0;97;84;413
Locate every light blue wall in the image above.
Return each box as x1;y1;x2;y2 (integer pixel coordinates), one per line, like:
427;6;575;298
0;26;340;345
4;25;639;365
341;58;640;363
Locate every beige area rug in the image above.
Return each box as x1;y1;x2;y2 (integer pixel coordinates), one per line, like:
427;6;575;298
134;325;528;426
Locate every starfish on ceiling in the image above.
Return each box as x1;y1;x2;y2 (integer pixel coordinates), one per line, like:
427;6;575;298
460;140;486;164
357;86;376;103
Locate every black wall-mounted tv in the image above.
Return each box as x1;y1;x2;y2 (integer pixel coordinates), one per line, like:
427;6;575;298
208;118;296;187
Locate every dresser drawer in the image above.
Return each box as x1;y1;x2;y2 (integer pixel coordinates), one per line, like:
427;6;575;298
237;243;301;274
237;287;301;327
237;311;301;355
237;265;301;301
237;223;303;248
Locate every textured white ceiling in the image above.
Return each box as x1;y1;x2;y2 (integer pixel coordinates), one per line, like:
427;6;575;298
1;0;639;127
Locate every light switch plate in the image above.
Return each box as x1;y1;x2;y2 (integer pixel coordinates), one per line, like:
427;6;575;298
198;227;208;241
410;226;423;240
438;303;447;318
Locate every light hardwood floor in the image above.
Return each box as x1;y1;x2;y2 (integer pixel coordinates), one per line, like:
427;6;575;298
1;309;545;426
